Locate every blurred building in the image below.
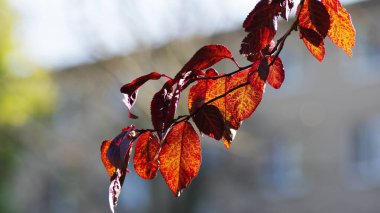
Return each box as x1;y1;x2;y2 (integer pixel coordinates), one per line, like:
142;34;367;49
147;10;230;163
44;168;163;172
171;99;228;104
8;0;380;213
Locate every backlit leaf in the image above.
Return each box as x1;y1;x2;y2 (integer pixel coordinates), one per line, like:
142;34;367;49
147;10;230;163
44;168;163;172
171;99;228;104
268;57;285;89
302;36;326;62
227;67;264;124
159;121;201;196
133;132;160;179
298;0;326;61
322;0;356;56
101;139;116;178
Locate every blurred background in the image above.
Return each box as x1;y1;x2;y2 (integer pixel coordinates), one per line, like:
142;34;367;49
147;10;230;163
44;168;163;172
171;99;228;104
0;0;379;212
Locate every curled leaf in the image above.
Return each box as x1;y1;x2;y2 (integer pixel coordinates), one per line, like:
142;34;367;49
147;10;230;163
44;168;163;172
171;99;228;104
120;72;168;118
109;169;123;213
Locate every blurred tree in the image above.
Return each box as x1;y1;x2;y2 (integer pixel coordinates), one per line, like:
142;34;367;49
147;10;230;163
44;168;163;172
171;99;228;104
0;0;55;211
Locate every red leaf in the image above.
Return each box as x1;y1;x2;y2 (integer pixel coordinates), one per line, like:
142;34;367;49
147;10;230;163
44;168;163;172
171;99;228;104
133;132;160;179
150;80;176;138
273;0;295;21
308;0;330;38
249;68;266;91
322;0;356;56
179;45;234;74
102;125;136;213
159;122;202;196
258;58;270;81
106;126;135;171
120;72;169;119
268;57;285;89
240;0;277;56
185;68;230;142
192;105;225;140
298;0;326;61
222;122;238;149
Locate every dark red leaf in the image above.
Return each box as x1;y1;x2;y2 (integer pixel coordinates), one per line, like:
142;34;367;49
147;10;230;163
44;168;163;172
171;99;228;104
192;105;225;140
308;0;330;38
179;45;234;74
120;72;169;119
240;0;278;56
258;58;269;81
150;80;176;139
273;0;294;21
106;125;135;171
299;27;323;47
102;125;136;213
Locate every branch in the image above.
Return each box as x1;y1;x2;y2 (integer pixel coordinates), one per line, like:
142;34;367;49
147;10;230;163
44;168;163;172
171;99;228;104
269;0;305;66
135;0;306;134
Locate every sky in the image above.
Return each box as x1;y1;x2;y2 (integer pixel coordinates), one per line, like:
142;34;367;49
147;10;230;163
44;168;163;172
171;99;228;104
8;0;363;69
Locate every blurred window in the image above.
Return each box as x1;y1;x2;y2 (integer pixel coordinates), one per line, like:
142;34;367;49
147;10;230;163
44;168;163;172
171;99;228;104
259;135;305;200
349;115;380;188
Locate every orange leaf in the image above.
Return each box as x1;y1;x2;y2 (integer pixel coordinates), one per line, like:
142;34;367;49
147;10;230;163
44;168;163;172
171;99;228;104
298;0;326;61
133;132;159;179
159;122;202;196
268;57;285;89
302;37;326;62
323;0;339;12
322;0;356;57
101;139;116;178
226;68;264;123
